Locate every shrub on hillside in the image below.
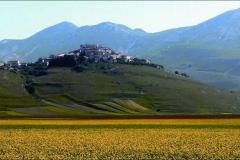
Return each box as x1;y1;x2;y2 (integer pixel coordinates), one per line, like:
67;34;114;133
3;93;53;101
24;78;35;94
20;63;48;77
25;84;35;94
72;65;87;72
181;73;190;78
49;55;77;67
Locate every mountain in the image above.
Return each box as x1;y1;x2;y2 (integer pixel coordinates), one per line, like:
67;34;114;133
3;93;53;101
70;22;147;54
0;21;146;62
133;8;240;91
1;63;240;117
0;22;78;61
1;8;240;90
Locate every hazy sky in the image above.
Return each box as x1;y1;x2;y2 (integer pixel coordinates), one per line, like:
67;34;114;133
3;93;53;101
1;1;240;40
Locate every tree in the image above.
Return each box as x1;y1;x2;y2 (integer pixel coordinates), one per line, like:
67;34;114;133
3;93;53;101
77;55;86;63
25;84;35;94
49;55;77;67
73;65;86;72
25;78;35;94
181;73;190;78
49;54;56;59
36;58;43;64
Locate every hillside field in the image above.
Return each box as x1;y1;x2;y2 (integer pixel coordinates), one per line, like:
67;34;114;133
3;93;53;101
1;63;240;117
0;119;240;159
0;70;56;117
30;63;240;115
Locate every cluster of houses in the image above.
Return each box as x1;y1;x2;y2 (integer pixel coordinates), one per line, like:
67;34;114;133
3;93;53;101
56;44;151;64
0;60;21;70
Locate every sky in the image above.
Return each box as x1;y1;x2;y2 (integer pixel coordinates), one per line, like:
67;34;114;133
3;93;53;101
0;1;240;40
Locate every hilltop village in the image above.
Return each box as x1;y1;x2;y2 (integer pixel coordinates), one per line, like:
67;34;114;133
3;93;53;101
0;44;189;78
58;44;147;64
44;44;155;67
0;44;160;70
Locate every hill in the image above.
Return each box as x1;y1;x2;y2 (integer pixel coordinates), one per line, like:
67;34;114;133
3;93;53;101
1;62;240;117
28;63;240;115
132;8;240;91
0;70;55;117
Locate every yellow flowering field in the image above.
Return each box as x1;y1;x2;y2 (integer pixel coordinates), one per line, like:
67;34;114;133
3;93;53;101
1;118;240;125
0;119;240;159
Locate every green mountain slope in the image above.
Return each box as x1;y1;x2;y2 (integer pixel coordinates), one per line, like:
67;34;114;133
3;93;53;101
0;70;85;117
27;63;240;115
0;70;44;117
1;63;240;117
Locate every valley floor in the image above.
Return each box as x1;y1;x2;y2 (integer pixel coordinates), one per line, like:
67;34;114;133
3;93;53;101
0;119;240;159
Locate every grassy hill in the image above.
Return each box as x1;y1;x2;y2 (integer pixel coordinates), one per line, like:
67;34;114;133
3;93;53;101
0;70;81;117
29;63;240;115
0;70;39;117
1;63;240;117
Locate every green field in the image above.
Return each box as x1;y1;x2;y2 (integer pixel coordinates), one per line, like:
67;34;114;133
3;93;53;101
1;63;240;117
31;64;240;115
0;70;51;117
